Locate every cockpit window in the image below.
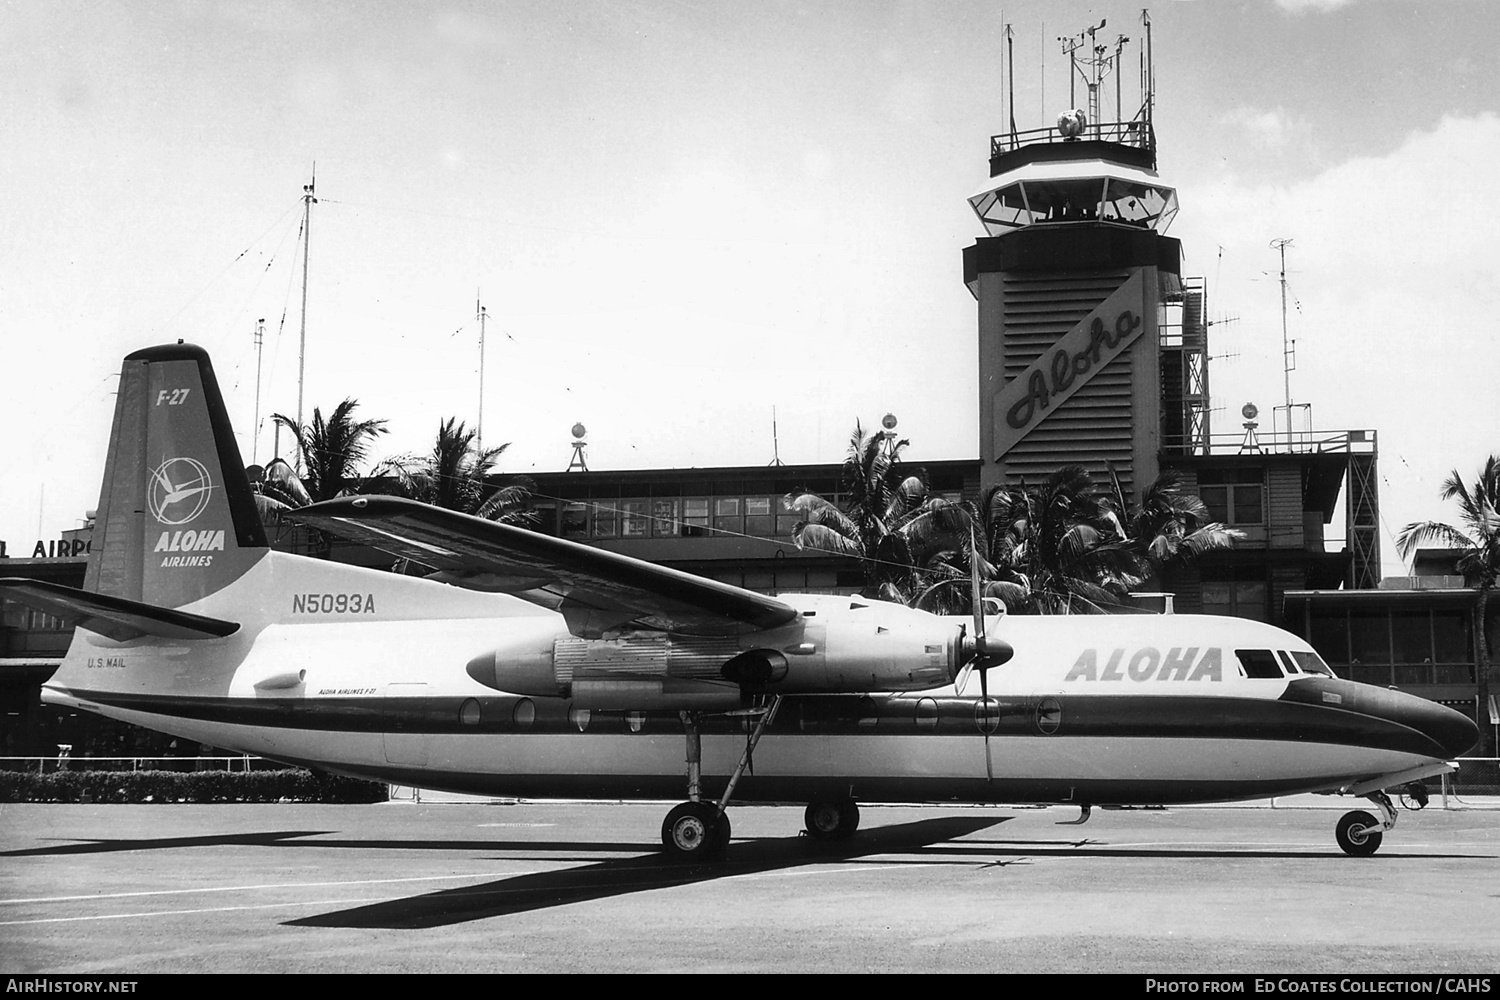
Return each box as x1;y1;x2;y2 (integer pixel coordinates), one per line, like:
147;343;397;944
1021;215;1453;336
1235;649;1285;679
1285;650;1336;678
1276;650;1301;674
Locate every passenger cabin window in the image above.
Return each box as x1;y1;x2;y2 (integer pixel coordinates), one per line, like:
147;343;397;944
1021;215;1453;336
1235;649;1284;679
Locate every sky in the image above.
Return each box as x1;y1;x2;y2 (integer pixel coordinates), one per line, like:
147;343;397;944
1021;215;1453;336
2;0;1497;578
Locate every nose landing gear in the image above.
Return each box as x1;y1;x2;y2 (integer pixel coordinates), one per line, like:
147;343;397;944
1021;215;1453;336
1335;790;1397;857
1335;810;1382;857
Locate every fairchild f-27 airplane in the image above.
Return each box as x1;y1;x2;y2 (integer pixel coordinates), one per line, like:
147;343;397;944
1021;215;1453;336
0;344;1478;860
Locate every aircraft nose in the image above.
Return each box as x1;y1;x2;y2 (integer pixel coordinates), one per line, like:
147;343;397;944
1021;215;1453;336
1421;699;1480;758
1381;688;1479;758
1283;679;1479;757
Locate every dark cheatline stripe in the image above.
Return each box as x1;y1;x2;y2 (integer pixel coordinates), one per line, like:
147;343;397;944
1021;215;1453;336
259;753;1356;806
64;681;1455;757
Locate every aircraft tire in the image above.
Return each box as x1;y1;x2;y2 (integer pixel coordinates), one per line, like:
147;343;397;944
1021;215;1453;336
804;797;859;840
1335;810;1382;857
714;810;732;852
662;801;725;861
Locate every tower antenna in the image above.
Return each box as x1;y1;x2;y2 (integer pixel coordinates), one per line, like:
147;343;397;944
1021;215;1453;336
295;165;317;469
1271;237;1295;408
252;317;265;465
768;407;785;467
1006;23;1017;139
477;291;486;456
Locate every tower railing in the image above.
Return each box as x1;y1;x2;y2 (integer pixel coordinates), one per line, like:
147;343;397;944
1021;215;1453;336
1163;428;1377;458
990;119;1156;159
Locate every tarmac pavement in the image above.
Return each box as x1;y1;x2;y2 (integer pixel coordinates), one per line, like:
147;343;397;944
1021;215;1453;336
2;799;1497;974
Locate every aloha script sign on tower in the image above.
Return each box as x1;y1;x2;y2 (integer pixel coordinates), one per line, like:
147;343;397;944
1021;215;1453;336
991;269;1147;459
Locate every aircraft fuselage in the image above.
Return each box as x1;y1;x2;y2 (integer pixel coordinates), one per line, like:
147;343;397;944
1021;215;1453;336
41;555;1473;808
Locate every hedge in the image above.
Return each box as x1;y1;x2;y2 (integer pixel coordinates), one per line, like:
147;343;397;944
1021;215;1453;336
0;768;388;803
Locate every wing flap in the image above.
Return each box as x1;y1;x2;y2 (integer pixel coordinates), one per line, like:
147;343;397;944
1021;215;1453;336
0;579;240;642
293;496;800;637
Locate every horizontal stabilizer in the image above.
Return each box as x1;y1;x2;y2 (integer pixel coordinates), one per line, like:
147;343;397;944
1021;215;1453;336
0;578;240;642
293;496;799;637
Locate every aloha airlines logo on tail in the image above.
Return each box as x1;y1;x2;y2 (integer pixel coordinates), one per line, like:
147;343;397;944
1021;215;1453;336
87;344;269;607
148;456;226;567
148;457;215;525
1066;647;1223;682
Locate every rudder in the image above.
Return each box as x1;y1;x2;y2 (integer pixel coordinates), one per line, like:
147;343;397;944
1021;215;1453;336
86;343;268;608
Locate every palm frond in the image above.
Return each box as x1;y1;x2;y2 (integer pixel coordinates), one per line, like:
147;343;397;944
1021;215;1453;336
791;522;862;558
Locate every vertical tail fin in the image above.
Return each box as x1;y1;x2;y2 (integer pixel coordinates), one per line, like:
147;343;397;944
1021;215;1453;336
85;343;268;608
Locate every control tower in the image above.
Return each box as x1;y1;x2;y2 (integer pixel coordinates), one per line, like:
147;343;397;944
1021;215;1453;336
964;15;1200;498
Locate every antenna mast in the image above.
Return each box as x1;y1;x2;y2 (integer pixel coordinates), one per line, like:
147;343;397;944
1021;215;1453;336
1006;23;1017;139
295;167;317;467
477;292;486;455
768;407;784;467
1271;237;1295;408
252;318;265;465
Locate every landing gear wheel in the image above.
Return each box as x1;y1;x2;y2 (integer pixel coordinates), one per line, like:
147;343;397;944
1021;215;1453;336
1336;810;1383;857
662;802;726;861
713;810;732;852
804;798;860;840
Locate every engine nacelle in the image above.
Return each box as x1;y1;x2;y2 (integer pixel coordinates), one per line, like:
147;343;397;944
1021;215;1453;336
761;609;958;693
466;630;744;702
463;598;962;708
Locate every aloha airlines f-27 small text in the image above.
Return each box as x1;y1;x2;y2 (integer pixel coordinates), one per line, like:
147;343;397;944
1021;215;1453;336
0;344;1477;860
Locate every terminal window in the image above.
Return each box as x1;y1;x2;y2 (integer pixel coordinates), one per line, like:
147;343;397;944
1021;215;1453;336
1198;468;1264;526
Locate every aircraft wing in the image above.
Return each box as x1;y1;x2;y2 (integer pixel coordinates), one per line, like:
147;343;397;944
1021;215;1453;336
292;496;801;638
0;579;240;642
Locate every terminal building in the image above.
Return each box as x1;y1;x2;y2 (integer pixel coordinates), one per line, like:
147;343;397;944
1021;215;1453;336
1;18;1485;757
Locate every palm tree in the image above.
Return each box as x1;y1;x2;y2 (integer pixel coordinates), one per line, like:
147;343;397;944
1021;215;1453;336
785;421;929;602
269;399;390;502
1106;467;1239;582
906;490;1030;614
985;467;1145;613
1398;456;1500;755
255;399;391;554
910;467;1143;615
395;417;532;523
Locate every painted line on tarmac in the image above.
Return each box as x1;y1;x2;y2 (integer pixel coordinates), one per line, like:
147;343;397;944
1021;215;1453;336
726;862;927;883
0;895;415;926
1;870;534;906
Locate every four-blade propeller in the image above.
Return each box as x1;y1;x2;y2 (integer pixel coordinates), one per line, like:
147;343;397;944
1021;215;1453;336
956;526;1014;780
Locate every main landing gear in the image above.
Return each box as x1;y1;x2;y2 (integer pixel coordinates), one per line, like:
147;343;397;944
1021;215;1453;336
662;801;731;858
803;796;860;841
661;697;782;862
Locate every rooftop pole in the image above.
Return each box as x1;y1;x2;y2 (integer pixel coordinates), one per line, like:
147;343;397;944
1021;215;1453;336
295;167;317;468
252;318;265;465
1271;237;1294;408
477;291;486;455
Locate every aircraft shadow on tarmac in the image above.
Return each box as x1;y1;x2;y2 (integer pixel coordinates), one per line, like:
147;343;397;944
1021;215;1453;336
286;815;1008;930
0;830;336;858
280;816;1485;931
6;819;1481;866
